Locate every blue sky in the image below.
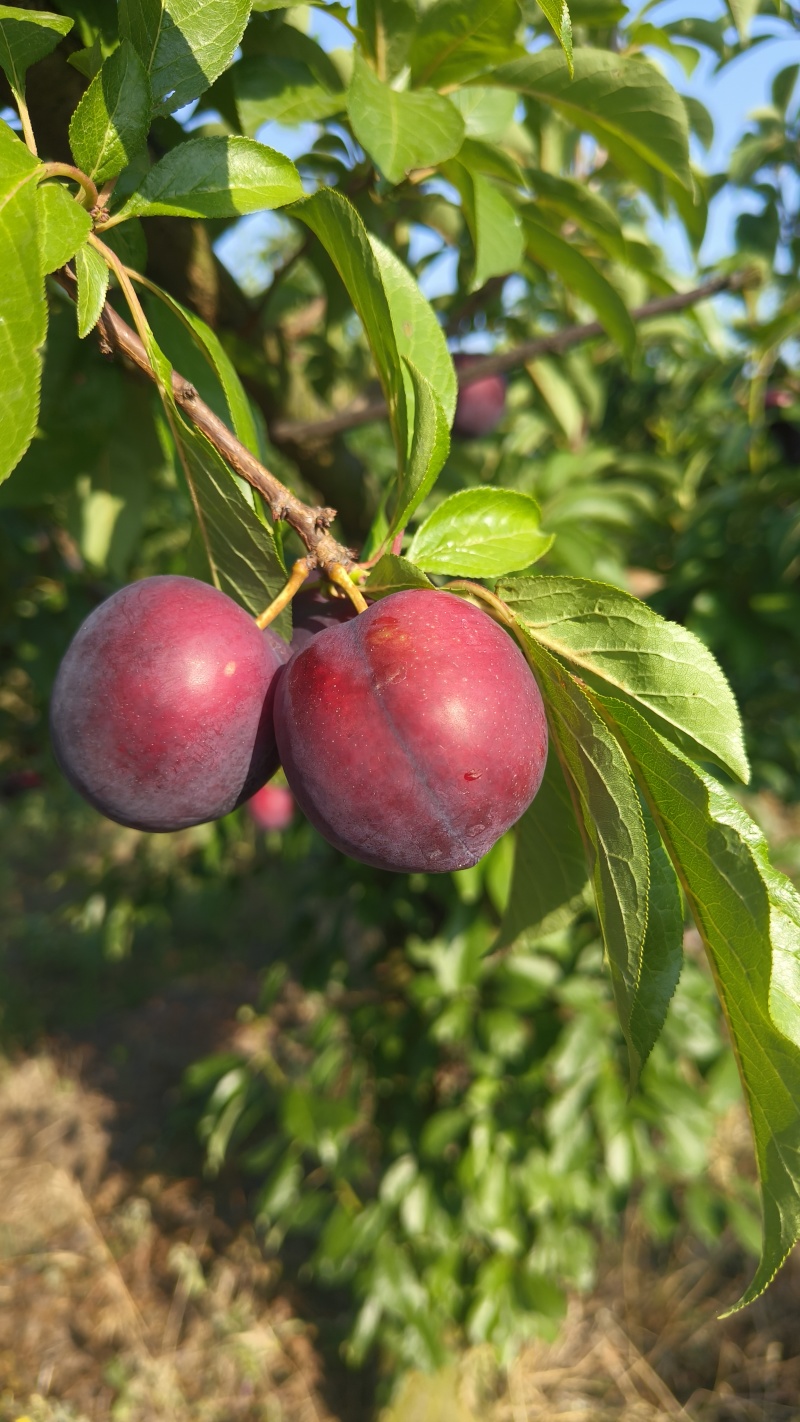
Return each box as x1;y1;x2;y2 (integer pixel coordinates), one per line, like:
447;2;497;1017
207;3;800;294
640;1;800;271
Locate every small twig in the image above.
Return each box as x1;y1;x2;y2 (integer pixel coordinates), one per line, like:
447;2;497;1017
271;270;756;445
93;176;118;216
53;267;359;576
42;161;98;210
256;558;311;628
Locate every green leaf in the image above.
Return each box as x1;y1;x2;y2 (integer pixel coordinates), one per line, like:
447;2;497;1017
498;749;588;947
68;35;103;80
409;0;522;89
522;212;636;358
138;276;261;459
408;488;553;577
457;135;523;186
0;6;72;92
682;96;714;151
74;239;109;337
369;234;457;427
528;170;627;263
0;120;46;484
292;187;406;459
517;635;651;1081
498;574;750;784
725;0;758;42
112;135;303;221
347;53;464;186
119;0;252;115
68;39;152;184
447;86;517;141
36;181;92;274
235;51;344;131
445;161;525;291
593;693;800;1309
629;804;683;1081
493;48;692;192
365;554;435;597
172;417;290;637
532;0;573;74
526;357;585;444
772;64;799;116
356;0;417;79
388;360;450;535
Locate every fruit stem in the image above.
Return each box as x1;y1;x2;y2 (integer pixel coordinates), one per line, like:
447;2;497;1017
255;559;312;629
444;580;516;629
328;564;369;613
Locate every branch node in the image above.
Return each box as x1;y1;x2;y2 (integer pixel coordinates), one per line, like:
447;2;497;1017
315;507;336;531
179;382;198;402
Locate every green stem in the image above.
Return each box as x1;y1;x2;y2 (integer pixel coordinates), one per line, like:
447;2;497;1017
12;86;37;156
88;233;154;358
42;162;98;211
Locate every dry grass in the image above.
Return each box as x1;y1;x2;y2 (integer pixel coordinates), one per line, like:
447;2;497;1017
0;1056;333;1422
1;1049;799;1422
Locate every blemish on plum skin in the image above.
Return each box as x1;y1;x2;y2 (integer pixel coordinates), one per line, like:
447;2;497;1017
223;661;237;676
464;770;482;781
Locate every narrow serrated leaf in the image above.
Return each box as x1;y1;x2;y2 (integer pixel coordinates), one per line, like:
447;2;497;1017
172;417;289;637
408;488;553;577
137;275;260;458
74;240;109;337
0;6;71;91
292;188;406;460
36;180;92;274
629;804;683;1082
388;361;450;536
120;0;252;115
369;235;457;428
68;39;152;184
113;135;302;221
533;0;573;74
592;692;800;1311
498;749;588;948
365;555;434;597
498;574;750;783
0;120;46;484
493;48;692;192
445;161;525;291
515;635;651;1084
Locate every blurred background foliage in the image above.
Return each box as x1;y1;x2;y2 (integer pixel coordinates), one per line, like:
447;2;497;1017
3;0;800;1407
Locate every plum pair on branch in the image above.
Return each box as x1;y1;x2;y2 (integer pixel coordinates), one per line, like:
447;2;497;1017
51;574;549;871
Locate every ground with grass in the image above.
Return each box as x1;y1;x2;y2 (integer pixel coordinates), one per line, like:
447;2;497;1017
1;983;799;1422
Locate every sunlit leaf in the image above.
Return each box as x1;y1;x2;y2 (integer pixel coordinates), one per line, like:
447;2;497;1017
0;119;46;483
408;488;553;576
499;575;750;783
112;135;303;221
348;53;464;185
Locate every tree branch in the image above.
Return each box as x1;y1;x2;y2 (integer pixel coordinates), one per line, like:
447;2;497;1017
271;270;755;446
54;269;358;577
